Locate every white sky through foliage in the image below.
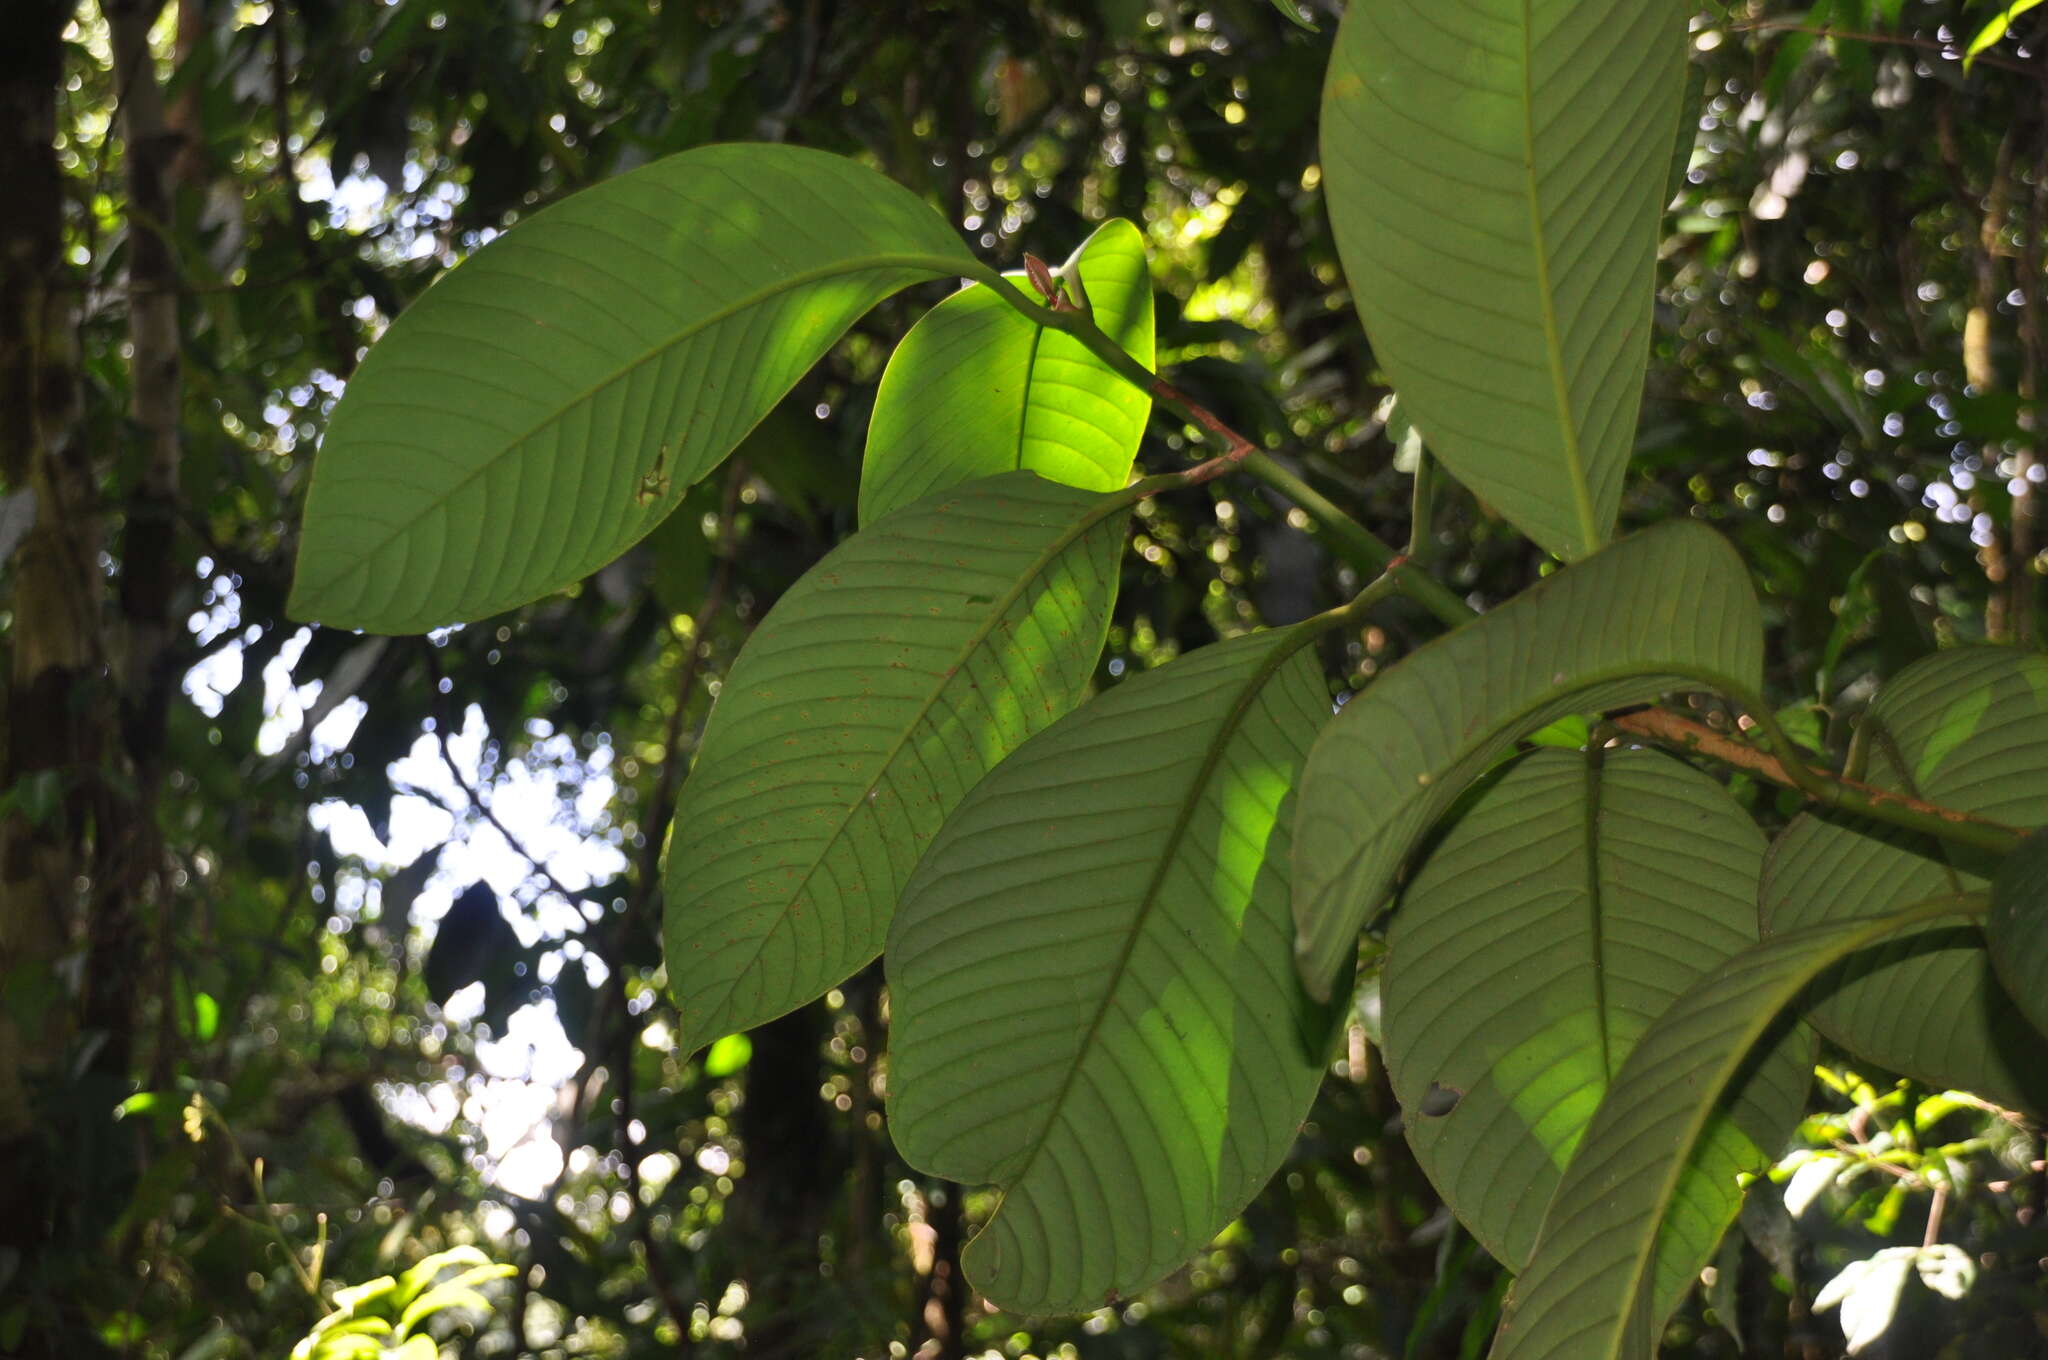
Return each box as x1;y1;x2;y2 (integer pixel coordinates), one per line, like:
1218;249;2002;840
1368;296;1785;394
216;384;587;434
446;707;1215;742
185;594;628;1199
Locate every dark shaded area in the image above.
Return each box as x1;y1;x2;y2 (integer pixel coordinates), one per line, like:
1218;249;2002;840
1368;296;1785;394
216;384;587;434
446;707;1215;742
2;2;2047;1358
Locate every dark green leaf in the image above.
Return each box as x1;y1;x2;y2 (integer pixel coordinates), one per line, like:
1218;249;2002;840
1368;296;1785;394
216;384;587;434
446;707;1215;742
1320;0;1686;558
1293;521;1763;999
1493;895;1983;1360
664;473;1130;1054
292;144;978;631
888;624;1333;1312
1762;647;2048;1113
1989;829;2048;1039
1386;749;1809;1314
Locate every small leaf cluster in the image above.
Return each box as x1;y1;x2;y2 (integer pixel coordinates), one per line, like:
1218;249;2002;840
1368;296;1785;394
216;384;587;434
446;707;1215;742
290;1248;515;1360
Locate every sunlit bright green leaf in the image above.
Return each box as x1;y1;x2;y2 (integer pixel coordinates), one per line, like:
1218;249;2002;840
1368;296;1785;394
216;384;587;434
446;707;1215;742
1292;521;1763;999
701;1032;753;1078
1493;895;1982;1360
1320;0;1686;558
291;144;977;632
190;991;219;1043
889;624;1334;1313
665;473;1130;1055
1386;749;1809;1317
860;219;1154;523
1965;1;2043;70
1762;647;2048;1114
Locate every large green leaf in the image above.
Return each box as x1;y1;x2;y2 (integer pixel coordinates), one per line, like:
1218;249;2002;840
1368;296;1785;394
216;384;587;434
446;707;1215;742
1989;830;2048;1039
291;143;978;632
1320;0;1686;559
663;473;1129;1054
1386;749;1809;1312
1292;521;1763;999
859;219;1154;524
1492;895;1980;1360
887;624;1335;1313
1761;648;2048;1114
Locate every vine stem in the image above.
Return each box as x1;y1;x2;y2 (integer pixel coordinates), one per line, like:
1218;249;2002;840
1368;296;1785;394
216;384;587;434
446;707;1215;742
969;259;2022;859
1613;708;2024;856
973;265;1479;624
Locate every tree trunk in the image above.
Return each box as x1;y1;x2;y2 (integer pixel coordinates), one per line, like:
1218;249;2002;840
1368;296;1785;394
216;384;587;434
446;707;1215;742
0;0;91;1148
723;1005;840;1358
1;9;192;1348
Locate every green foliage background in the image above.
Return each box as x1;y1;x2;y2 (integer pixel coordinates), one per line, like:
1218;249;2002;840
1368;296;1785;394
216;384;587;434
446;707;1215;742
4;1;2048;1358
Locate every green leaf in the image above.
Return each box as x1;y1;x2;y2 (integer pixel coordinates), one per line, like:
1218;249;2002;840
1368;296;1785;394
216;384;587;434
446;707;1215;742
1858;646;2048;808
701;1032;753;1078
1320;0;1687;559
859;220;1154;524
1491;894;1982;1360
326;1275;399;1315
665;473;1130;1054
191;990;219;1043
1762;648;2048;1113
1268;0;1321;32
291;143;978;632
1990;830;2048;1039
115;1091;167;1119
1385;749;1809;1313
1663;53;1707;210
1292;521;1763;1000
395;1247;495;1304
888;624;1334;1313
1965;1;2043;70
397;1281;502;1340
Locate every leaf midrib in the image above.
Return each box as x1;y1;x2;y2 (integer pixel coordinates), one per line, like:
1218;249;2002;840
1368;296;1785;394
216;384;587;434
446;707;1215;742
1519;0;1602;553
1012;320;1049;474
687;480;1135;1045
988;621;1322;1225
300;250;973;611
1582;751;1616;1085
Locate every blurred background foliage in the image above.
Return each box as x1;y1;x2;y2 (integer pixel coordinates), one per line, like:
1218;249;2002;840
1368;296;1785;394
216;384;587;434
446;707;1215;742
2;1;2046;1357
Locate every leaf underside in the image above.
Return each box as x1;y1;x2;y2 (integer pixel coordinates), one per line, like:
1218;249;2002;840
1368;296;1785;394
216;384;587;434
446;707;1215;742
860;218;1155;524
1387;748;1809;1317
1493;897;1975;1360
662;473;1129;1055
291;143;975;632
1292;521;1764;1000
1762;647;2048;1114
887;625;1334;1314
1320;0;1685;559
1990;830;2048;1039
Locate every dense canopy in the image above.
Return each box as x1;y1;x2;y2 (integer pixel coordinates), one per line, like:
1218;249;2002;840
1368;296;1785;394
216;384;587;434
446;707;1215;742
3;2;2047;1358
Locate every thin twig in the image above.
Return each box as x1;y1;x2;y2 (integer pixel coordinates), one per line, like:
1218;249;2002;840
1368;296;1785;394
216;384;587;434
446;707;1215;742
1158;376;1257;484
199;1100;322;1300
1924;1181;1949;1248
426;731;580;905
1729;19;2039;77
